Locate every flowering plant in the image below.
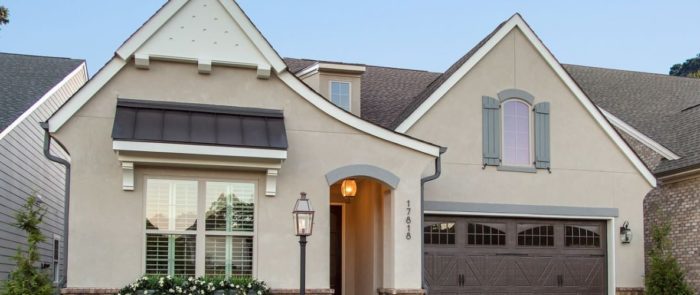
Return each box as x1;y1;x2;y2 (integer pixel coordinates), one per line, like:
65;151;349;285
117;276;271;295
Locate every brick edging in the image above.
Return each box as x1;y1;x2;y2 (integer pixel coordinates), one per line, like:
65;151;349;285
270;289;334;295
61;288;120;295
616;287;644;295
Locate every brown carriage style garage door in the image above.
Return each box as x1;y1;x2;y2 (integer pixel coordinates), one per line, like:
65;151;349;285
424;216;607;294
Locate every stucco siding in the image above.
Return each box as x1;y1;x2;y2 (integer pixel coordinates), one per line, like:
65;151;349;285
0;64;86;280
54;60;434;289
405;28;652;288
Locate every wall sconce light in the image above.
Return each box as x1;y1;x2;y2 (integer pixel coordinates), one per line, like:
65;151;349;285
341;179;357;201
620;221;632;244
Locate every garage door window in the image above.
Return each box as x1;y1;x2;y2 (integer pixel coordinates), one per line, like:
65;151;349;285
517;224;554;247
467;223;506;246
565;225;601;248
424;222;456;245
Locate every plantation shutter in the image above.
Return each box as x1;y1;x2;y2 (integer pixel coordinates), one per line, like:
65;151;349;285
482;96;501;166
534;102;551;169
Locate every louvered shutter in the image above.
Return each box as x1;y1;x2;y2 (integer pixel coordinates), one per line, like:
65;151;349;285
534;102;550;169
482;96;501;166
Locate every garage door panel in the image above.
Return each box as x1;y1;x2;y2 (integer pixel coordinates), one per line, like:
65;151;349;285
425;216;606;295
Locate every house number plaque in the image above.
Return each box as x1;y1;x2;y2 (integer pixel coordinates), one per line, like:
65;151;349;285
406;200;412;240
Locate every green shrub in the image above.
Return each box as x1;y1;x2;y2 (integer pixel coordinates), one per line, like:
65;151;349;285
117;275;271;295
0;195;54;295
645;222;694;295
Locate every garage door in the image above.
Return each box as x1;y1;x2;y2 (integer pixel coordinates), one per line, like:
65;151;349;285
423;216;606;294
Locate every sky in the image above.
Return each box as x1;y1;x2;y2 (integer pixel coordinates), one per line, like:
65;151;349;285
1;1;699;76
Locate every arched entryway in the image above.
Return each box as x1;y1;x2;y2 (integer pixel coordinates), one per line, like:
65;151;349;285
326;165;399;295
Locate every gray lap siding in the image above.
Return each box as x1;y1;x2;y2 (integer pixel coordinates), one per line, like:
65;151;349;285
0;67;83;281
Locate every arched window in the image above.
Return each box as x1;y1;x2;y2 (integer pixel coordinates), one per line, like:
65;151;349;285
502;100;531;166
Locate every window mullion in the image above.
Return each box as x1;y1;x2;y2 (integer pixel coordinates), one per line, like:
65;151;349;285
167;235;175;276
195;180;206;277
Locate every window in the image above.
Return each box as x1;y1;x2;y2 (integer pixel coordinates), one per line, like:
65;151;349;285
517;224;554;247
424;222;456;245
145;178;256;278
502;100;531;166
330;81;351;111
565;225;601;248
467;223;506;246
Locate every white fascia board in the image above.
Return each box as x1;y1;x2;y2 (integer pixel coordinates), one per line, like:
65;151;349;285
48;58;127;133
113;140;287;160
115;0;189;60
278;72;441;157
393;15;656;187
600;108;680;160
0;62;87;140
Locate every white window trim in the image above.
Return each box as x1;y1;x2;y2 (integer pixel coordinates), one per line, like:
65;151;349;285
500;99;535;168
141;175;259;278
329;80;352;112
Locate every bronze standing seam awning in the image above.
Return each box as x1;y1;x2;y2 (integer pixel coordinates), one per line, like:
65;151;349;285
111;98;288;150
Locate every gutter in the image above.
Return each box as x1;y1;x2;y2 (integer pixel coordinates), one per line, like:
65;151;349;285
40;122;71;289
421;146;447;294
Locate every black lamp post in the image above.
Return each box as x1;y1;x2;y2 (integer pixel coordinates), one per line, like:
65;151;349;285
293;192;315;295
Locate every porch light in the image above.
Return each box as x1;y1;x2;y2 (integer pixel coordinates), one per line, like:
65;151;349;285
293;192;315;236
620;221;632;244
341;179;357;198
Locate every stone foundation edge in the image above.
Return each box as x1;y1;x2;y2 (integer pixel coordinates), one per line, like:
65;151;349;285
61;288;120;295
61;288;336;295
616;287;644;295
270;289;335;295
377;288;425;295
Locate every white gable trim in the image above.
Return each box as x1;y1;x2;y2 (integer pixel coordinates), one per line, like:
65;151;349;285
49;58;126;133
393;14;657;186
0;62;87;140
600;108;680;160
47;0;440;157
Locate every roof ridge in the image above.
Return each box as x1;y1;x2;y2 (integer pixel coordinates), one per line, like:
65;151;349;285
563;63;700;83
0;51;84;61
284;57;440;74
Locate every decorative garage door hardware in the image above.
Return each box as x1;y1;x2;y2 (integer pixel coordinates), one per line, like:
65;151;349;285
423;216;607;294
112;98;288;149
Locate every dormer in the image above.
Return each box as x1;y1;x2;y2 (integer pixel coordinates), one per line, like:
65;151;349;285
295;62;366;116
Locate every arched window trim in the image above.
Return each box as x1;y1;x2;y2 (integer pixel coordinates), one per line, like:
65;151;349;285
501;98;534;167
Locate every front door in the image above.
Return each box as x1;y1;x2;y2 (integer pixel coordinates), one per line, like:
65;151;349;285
330;205;343;295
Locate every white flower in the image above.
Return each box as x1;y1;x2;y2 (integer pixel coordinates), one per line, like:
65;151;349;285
169;288;175;293
188;277;194;282
219;281;225;286
258;291;262;295
248;284;252;288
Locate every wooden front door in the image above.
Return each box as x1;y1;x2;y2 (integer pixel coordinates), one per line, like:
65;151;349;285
424;216;607;294
330;205;343;295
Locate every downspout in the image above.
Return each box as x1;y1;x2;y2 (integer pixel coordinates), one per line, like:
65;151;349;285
40;122;70;289
421;146;446;294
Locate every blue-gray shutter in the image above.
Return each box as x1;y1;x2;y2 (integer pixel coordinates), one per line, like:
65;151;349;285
534;102;550;169
482;96;501;166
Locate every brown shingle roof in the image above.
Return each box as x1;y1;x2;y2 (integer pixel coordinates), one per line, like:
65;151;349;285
563;64;700;175
283;58;440;128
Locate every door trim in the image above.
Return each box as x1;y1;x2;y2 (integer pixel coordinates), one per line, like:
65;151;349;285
330;203;346;295
424;212;615;295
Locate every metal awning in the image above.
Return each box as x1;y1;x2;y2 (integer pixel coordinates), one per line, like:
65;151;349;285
112;98;287;150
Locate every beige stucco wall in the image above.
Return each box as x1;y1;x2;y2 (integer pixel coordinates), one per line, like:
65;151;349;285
54;60;433;289
405;28;652;288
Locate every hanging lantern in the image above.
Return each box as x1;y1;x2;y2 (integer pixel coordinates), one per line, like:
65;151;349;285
341;179;357;198
620;221;632;244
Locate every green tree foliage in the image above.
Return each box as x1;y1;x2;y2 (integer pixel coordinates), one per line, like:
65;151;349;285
670;53;700;78
645;222;694;295
0;195;54;295
0;6;8;27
